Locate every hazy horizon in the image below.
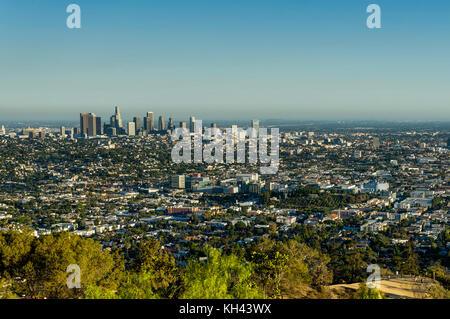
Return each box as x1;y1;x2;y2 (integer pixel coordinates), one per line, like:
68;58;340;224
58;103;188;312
2;116;450;127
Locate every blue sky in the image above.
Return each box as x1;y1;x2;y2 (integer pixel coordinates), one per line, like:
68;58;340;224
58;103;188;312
0;0;449;121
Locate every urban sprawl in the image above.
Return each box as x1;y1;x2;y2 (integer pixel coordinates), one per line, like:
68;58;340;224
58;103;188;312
0;106;449;299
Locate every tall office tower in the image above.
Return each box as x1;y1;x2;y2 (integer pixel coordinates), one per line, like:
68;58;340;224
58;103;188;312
168;118;174;130
189;116;195;133
96;117;102;135
133;117;141;133
60;126;65;137
0;125;5;135
128;122;136;136
180;121;187;129
251;120;260;131
144;112;154;133
80;113;89;135
158;116;165;131
211;123;217;129
171;175;186;189
114;106;123;128
87;113;97;137
231;124;238;142
251;119;260;137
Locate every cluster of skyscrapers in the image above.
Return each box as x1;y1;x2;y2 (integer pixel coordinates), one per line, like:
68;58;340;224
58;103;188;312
79;106;261;138
79;112;102;137
79;107;171;137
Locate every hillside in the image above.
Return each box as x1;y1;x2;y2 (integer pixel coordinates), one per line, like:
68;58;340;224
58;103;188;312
328;276;435;299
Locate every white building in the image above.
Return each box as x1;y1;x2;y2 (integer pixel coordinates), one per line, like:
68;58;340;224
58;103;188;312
128;122;136;136
171;175;185;189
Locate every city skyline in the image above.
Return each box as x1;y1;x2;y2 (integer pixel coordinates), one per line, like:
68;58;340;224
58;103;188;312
1;0;450;121
0;0;449;305
76;105;270;138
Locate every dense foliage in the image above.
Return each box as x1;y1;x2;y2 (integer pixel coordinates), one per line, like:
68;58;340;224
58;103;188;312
0;229;448;299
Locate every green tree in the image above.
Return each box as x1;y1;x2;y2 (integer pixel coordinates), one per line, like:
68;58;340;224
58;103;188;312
354;283;384;299
0;230;34;278
279;240;333;289
427;282;450;299
0;231;124;299
400;246;420;276
428;261;450;289
182;247;262;299
130;239;180;298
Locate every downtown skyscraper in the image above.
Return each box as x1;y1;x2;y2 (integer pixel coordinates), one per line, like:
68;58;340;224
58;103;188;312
80;113;100;137
189;116;195;133
158;116;165;131
110;106;123;130
168;118;174;131
133;117;141;134
80;113;89;135
251;119;260;131
128;122;136;136
144;112;154;133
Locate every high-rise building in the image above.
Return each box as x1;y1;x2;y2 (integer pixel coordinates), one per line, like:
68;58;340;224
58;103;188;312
144;112;154;133
211;123;217;129
80;113;89;135
167;117;175;131
251;120;260;137
189;116;195;133
60;126;65;137
248;182;262;194
96;117;102;135
251;120;260;131
0;125;5;135
133;117;141;133
128;122;136;136
114;106;123;129
231;124;238;142
180;121;187;129
87;113;97;137
158;116;165;131
171;175;186;189
231;125;238;135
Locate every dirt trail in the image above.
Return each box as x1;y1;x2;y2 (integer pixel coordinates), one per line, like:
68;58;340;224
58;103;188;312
329;276;434;299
